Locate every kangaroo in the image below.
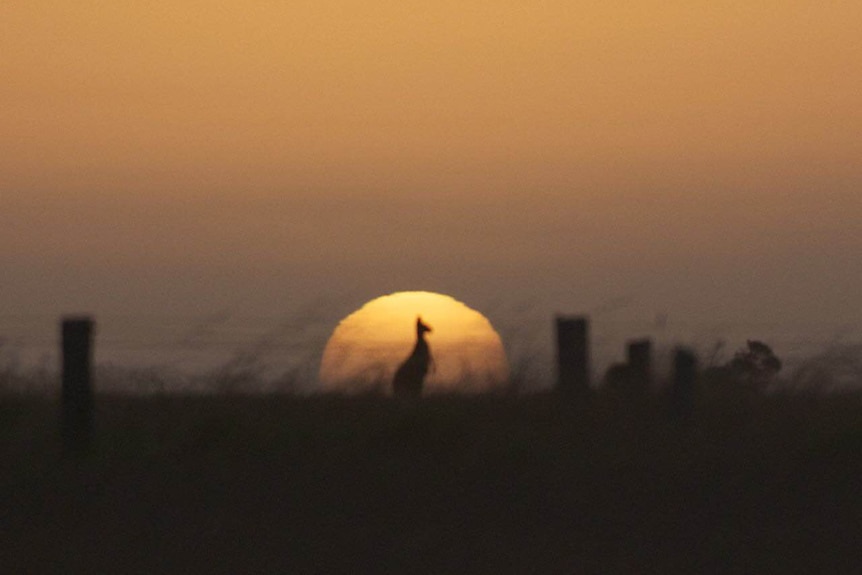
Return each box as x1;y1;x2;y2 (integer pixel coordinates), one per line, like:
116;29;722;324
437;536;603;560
393;316;433;398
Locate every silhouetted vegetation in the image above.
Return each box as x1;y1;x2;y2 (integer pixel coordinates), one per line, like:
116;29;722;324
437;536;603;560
1;390;860;573
787;343;862;393
2;322;861;572
703;340;783;396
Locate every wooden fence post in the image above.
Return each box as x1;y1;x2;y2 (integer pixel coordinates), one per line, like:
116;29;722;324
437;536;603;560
555;315;590;396
61;317;95;452
670;347;697;421
627;338;652;393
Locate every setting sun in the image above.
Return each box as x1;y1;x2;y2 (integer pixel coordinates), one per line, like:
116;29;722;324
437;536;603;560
319;291;509;394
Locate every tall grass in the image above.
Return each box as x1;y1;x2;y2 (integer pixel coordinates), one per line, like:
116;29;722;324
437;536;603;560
1;392;860;573
2;335;861;397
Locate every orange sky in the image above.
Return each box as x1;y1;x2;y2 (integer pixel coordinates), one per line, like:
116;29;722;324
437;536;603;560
1;2;861;328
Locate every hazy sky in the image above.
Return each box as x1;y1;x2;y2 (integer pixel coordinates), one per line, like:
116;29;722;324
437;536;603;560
2;2;861;333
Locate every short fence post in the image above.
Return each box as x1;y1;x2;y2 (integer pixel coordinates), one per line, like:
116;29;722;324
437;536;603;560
61;317;95;452
627;338;652;393
670;347;697;421
555;315;591;396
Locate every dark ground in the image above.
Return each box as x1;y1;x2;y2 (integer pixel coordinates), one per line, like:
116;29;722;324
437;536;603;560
1;393;860;574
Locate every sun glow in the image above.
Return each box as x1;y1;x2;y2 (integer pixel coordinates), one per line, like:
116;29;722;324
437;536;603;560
319;291;509;394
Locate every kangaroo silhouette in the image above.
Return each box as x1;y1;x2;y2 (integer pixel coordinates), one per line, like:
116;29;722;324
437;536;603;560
393;316;433;398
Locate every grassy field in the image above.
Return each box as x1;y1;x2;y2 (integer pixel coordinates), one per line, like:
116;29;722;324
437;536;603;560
1;392;860;574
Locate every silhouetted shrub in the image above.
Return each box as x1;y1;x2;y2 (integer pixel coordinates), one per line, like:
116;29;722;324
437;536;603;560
703;340;782;394
731;340;781;381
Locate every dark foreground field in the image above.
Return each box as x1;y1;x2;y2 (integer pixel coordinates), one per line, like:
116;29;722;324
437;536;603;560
1;393;860;574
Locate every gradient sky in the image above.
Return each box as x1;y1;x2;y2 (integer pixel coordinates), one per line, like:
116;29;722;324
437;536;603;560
2;2;861;336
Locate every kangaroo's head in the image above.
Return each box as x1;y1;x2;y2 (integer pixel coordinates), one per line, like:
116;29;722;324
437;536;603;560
416;316;432;336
